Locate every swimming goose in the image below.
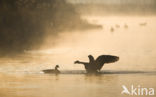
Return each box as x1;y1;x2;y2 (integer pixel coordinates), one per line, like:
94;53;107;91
42;65;60;74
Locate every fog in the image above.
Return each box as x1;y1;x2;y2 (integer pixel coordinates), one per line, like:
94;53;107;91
0;0;156;72
67;0;156;15
0;1;156;97
0;0;99;56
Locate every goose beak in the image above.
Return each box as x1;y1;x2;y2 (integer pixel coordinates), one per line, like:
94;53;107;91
116;57;119;61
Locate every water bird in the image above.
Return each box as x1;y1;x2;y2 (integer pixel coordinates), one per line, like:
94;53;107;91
139;22;147;26
110;27;114;32
74;55;119;73
115;24;120;28
124;24;128;29
42;65;60;74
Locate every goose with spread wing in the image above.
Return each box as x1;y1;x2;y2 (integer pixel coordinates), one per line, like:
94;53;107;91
74;55;119;73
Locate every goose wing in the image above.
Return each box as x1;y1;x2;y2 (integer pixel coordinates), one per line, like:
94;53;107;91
95;55;119;70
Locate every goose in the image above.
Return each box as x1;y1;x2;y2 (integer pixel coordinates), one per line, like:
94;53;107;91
139;22;147;26
115;24;120;28
42;65;60;74
74;55;119;73
110;27;114;32
124;24;128;29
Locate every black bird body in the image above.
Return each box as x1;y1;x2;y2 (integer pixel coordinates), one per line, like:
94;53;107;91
42;69;60;73
42;65;60;74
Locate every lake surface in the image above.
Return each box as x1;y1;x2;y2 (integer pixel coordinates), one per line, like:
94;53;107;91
0;71;156;97
0;16;156;97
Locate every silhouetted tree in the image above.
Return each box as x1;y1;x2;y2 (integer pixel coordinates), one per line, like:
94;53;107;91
0;0;95;56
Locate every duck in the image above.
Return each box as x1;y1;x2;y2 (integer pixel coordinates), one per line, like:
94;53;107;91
42;65;60;74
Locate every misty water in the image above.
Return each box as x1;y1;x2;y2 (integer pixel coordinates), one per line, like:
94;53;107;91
0;16;156;97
